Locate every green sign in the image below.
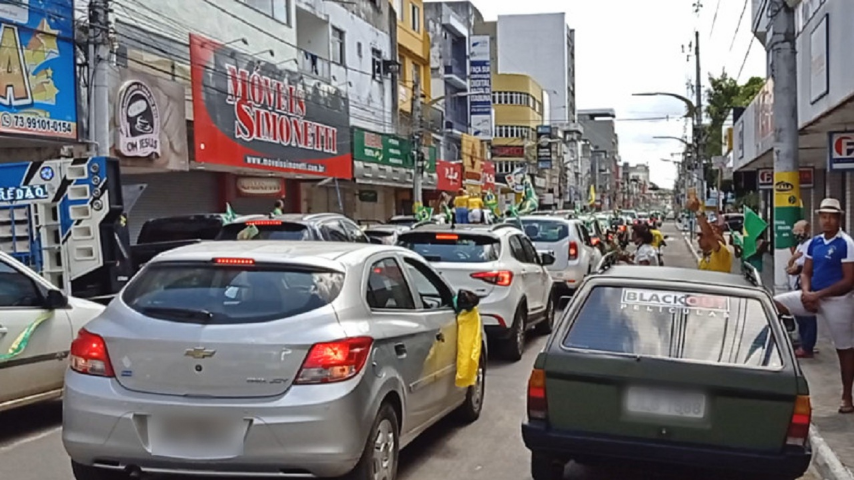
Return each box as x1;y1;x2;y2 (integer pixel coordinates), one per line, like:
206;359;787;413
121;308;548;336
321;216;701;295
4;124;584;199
352;128;413;169
358;190;378;202
423;145;437;173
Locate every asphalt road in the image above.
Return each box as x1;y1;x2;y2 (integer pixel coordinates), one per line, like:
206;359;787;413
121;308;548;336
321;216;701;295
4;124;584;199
0;223;818;479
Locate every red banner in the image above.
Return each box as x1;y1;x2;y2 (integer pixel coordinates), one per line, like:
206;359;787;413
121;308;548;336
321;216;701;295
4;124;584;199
189;34;352;179
436;160;462;192
482;161;495;191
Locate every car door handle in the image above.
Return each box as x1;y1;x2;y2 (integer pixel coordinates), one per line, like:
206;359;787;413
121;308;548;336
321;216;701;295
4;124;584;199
436;331;445;343
394;343;407;357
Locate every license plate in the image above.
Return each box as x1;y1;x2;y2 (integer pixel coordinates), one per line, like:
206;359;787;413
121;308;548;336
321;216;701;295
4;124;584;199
148;416;246;459
624;387;706;419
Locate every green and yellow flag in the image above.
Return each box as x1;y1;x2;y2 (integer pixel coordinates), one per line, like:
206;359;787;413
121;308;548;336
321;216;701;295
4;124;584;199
735;206;767;259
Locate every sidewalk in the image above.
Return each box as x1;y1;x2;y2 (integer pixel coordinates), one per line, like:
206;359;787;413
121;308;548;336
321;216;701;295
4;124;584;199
679;230;854;480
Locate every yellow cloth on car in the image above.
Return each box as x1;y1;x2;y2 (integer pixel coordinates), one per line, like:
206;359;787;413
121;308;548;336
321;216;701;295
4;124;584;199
455;306;483;388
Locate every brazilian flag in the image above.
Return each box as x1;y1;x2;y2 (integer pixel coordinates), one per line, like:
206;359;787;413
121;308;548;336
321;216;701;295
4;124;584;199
732;206;767;259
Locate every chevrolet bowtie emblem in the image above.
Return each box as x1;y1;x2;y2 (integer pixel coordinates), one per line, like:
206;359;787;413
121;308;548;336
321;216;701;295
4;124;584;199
184;347;216;359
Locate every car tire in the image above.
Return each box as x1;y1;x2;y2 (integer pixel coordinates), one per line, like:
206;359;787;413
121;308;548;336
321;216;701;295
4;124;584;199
341;403;400;480
530;452;564;480
71;462;129;480
455;349;486;423
499;303;527;362
534;294;554;335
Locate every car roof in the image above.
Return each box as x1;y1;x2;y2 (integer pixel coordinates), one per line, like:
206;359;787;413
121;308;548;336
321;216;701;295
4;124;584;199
407;223;521;236
229;213;346;225
597;265;759;290
148;241;410;269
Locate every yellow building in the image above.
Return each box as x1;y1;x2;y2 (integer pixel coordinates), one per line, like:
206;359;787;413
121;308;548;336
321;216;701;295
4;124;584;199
392;0;431;114
491;73;545;177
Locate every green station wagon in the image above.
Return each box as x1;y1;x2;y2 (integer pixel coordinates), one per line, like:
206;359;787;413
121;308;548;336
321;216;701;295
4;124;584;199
522;264;812;479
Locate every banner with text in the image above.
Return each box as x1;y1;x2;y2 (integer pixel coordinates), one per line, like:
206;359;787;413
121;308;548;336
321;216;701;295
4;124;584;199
352;128;412;169
469;36;492;140
190;34;352;179
436;160;462;192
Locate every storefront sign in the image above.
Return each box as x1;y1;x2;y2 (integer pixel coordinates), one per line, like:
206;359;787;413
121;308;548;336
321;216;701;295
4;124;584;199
236;176;284;197
492;145;524;158
436;160;462;191
809;14;829;103
482;161;495;191
468;36;492;140
190;34;351;179
358;190;378;203
462;134;483;184
536;125;552;170
109;65;189;171
352;128;411;168
829;132;854;171
0;185;48;203
0;0;77;141
757;168;815;189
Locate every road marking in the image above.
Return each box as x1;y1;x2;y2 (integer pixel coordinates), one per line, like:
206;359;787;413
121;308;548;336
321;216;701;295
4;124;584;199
0;426;61;454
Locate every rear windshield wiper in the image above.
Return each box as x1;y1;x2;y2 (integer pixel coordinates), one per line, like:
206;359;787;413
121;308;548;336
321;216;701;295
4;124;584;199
140;307;215;322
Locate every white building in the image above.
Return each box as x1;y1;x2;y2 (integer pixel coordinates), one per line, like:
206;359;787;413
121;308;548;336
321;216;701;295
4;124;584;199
495;12;576;125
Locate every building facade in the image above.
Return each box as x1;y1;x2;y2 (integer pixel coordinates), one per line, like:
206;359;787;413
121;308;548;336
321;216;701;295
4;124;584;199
393;0;431;131
579;109;620;210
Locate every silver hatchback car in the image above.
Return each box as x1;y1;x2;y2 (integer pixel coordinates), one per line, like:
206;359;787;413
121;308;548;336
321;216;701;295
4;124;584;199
63;241;486;480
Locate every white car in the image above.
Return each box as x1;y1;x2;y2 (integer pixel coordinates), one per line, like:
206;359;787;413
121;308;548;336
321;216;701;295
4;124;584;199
0;251;104;413
398;224;554;361
518;217;602;297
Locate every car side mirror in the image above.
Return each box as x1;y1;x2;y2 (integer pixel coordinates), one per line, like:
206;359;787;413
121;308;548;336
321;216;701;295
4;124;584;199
540;252;556;266
455;289;480;313
44;289;68;310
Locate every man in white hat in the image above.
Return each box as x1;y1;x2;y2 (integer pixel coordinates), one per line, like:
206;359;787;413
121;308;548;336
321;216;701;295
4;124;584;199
775;198;854;414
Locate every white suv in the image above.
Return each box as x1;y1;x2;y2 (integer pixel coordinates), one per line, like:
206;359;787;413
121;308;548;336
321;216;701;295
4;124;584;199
398;224;554;361
518;217;602;297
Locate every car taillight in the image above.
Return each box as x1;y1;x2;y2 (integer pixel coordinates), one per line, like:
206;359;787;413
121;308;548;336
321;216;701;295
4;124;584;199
527;368;547;420
247;220;282;225
69;329;115;377
295;337;373;385
471;270;513;287
569;241;578;260
591;237;600;246
786;395;811;446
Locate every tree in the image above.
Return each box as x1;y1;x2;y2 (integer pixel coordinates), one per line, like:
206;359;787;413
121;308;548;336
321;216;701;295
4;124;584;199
702;72;765;186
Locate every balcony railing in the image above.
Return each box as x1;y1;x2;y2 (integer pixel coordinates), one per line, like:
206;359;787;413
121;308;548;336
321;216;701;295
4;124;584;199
444;56;467;80
297;49;331;80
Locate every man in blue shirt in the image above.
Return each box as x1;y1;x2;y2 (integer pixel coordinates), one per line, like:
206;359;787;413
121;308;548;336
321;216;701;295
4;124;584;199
775;198;854;414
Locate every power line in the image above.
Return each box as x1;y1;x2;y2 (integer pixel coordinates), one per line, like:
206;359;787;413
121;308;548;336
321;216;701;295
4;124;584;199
736;38;755;81
729;0;750;52
708;0;723;38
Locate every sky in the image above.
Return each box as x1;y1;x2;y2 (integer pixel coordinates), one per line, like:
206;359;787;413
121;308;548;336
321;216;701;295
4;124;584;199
446;0;768;189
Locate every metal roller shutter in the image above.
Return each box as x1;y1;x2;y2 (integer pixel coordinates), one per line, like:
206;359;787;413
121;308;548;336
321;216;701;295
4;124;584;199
123;171;220;244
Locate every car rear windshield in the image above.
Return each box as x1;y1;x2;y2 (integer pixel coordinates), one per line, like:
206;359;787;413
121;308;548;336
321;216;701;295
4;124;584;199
520;219;570;242
562;286;782;369
398;232;500;263
217;222;311;241
122;263;343;324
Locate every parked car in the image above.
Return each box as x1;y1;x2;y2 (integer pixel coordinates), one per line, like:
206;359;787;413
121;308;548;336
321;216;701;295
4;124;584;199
218;213;373;243
131;214;226;271
523;265;811;480
0;251;105;413
398;223;555;361
63;241;487;480
518;217;602;296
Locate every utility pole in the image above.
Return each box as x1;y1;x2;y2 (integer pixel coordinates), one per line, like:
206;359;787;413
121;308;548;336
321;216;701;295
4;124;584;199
693;30;704;207
89;0;111;156
770;0;800;294
411;73;423;211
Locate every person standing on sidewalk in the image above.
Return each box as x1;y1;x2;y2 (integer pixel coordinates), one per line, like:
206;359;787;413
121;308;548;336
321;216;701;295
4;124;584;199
686;198;732;273
787;219;818;359
775;198;854;414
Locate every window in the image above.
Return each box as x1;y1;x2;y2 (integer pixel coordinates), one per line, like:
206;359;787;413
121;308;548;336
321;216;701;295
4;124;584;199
242;0;290;25
371;48;383;80
319;220;349;242
331;27;345;65
217;222;311;241
410;3;420;31
0;261;41;307
403;258;454;309
519;237;541;264
520;220;569;242
122;264;344;325
562;287;783;369
396;0;404;21
366;258;415;310
398;232;501;263
340;219;370;243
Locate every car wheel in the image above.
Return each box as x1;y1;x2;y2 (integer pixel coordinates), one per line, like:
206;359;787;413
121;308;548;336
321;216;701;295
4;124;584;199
71;462;129;480
455;350;486;423
341;403;400;480
499;303;526;361
535;294;554;335
531;452;564;480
